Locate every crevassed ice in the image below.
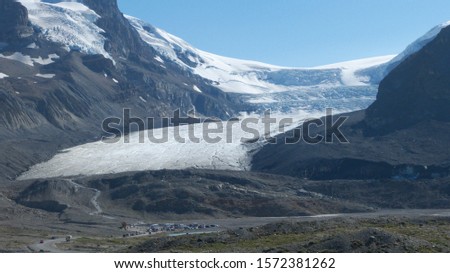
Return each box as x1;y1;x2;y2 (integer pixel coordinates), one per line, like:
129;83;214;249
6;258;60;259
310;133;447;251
18;111;325;180
18;0;114;63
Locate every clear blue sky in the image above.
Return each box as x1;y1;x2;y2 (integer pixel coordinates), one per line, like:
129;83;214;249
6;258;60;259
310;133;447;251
118;0;450;67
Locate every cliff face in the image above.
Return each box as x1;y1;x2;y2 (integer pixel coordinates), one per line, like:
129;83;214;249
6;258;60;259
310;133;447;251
0;0;33;42
83;0;119;12
82;0;153;59
365;26;450;135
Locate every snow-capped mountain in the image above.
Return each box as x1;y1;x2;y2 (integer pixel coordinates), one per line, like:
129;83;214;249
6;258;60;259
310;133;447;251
127;15;394;95
2;0;450;181
2;0;398;125
389;20;450;68
0;0;236;181
126;15;400;115
127;15;450;113
126;16;450;116
8;1;447;101
18;0;113;61
253;23;450;180
10;0;444;116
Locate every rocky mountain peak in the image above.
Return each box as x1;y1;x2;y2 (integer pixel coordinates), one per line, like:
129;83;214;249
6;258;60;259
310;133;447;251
364;25;450;135
80;0;152;59
82;0;119;17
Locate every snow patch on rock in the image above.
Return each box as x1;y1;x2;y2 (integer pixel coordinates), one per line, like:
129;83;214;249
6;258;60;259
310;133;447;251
36;73;56;78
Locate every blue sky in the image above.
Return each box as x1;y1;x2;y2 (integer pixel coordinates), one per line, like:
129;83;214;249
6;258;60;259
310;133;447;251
118;0;450;67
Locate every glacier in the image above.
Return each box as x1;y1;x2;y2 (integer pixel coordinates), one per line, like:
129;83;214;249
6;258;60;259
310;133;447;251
126;15;395;95
18;111;319;180
13;1;450;179
18;0;114;63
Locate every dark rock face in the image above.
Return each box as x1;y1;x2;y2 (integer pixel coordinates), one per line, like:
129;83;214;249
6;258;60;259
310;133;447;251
303;179;450;209
15;180;94;213
83;0;119;13
253;111;450;180
253;28;450;180
0;0;33;42
365;26;450;135
15;170;372;218
83;0;153;59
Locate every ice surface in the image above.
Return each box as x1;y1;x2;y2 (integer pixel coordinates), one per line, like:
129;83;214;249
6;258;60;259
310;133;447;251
0;52;34;66
154;55;164;63
193;85;202;93
14;3;450;179
26;43;38;49
0;52;60;66
32;54;60;65
18;0;114;63
390;21;450;65
35;73;56;78
126;15;395;95
18;111;324;180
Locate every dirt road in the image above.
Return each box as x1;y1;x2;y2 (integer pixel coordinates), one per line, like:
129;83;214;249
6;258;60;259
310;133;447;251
28;237;71;253
27;209;450;252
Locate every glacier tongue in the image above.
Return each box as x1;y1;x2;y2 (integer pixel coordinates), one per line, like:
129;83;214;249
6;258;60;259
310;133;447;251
18;111;317;180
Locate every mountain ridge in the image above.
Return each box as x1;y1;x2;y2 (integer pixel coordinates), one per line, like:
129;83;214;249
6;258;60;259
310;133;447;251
0;0;237;182
252;24;450;180
2;0;450;182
